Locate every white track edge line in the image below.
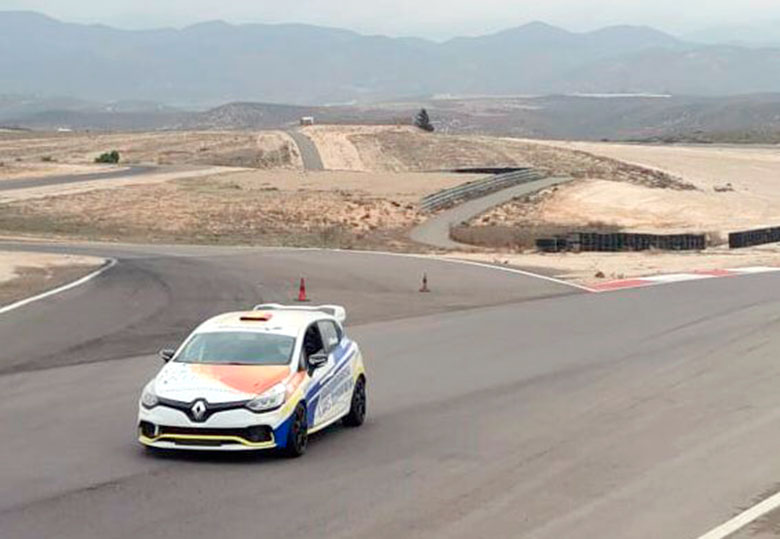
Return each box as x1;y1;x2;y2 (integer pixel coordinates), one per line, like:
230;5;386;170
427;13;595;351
0;258;117;315
312;247;597;293
696;490;780;539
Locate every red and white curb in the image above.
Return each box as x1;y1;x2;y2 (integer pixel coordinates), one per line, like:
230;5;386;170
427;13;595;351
590;266;780;292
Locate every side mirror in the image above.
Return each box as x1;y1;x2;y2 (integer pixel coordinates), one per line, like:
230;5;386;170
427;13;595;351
308;352;328;370
159;349;175;363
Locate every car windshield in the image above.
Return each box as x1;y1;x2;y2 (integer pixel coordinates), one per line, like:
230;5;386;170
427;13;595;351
175;332;295;366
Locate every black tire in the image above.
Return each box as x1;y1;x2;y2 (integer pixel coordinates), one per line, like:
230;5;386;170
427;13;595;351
281;403;308;458
343;376;366;427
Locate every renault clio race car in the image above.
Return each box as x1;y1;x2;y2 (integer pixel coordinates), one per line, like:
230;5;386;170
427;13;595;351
137;304;366;457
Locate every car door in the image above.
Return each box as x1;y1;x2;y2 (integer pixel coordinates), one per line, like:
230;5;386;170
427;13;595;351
316;320;353;420
302;321;336;429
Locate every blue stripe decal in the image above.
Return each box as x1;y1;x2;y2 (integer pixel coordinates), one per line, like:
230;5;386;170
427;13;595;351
305;341;355;401
306;351;355;401
306;396;319;426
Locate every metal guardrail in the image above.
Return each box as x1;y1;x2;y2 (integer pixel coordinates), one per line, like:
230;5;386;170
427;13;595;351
420;168;544;212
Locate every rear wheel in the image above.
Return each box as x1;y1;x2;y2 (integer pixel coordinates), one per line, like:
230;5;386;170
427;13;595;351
281;404;308;458
343;376;366;427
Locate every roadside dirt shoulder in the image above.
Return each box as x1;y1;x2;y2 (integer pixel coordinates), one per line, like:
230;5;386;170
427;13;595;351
0;251;105;306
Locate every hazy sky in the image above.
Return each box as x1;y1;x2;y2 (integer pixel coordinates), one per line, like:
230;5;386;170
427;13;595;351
2;0;779;38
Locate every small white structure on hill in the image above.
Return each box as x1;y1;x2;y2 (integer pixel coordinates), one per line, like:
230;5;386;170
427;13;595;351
300;116;315;126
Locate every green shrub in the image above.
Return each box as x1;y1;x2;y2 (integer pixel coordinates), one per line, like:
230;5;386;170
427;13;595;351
414;108;435;132
95;151;120;164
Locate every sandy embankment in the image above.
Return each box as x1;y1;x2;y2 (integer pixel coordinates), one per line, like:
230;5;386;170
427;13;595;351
301;125;384;171
301;125;539;172
455;141;780;281
493;140;780;236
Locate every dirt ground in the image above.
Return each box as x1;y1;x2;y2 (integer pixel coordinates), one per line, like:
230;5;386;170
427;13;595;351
537;141;780;195
0;162;118;181
450;246;780;287
0;166;244;203
469;141;780;238
0;130;302;178
0;170;468;250
0;251;104;306
441;138;780;280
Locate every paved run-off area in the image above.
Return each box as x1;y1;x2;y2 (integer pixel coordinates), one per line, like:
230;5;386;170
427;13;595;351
2;241;780;538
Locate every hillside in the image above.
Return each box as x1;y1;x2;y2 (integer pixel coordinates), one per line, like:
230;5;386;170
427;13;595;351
4;11;780;104
9;94;780;144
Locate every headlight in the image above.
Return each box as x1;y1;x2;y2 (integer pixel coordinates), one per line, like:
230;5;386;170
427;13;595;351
246;383;286;413
140;381;159;409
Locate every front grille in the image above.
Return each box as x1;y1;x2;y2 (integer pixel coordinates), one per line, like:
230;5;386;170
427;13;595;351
172;438;226;447
157;397;249;423
158;425;273;443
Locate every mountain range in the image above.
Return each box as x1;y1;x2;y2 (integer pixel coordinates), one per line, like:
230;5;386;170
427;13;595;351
4;11;780;105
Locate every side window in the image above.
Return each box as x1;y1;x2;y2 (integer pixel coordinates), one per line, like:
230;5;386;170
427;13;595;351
318;320;341;353
302;324;324;359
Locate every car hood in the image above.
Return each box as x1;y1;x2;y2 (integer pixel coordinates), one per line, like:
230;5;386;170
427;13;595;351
154;362;292;403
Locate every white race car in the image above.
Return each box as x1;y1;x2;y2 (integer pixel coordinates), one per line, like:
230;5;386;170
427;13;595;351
137;304;366;457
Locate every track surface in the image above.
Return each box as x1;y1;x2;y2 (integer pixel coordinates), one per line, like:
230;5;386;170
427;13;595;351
0;166;156;191
2;240;780;539
410;176;572;249
287;130;324;171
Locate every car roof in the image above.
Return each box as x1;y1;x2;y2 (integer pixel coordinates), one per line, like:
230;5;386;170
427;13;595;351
195;310;334;337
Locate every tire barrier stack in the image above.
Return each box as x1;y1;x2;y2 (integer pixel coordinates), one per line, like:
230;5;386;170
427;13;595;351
535;238;570;253
451;167;527;175
420;168;544;212
536;232;706;253
729;226;780;249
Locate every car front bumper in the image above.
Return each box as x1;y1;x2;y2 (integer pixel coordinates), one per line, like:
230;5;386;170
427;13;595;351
138;402;294;452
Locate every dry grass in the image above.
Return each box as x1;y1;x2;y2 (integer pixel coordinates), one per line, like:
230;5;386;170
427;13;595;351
0;130;303;176
0;172;435;251
451;222;620;250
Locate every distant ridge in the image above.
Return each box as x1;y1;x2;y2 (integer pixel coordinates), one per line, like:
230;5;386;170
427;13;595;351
1;11;780;104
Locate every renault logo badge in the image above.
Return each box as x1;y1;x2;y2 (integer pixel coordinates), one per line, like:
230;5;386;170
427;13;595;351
191;400;208;422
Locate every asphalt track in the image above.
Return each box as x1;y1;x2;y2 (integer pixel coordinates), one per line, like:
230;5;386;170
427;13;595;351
410;176;573;249
287;130;325;170
0;166;156;192
2;240;780;539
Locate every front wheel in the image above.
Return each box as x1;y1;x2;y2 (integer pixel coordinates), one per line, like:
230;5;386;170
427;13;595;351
281;403;308;458
343;376;366;427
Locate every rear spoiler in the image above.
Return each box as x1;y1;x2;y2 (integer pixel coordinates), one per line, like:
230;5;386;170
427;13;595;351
253;303;347;324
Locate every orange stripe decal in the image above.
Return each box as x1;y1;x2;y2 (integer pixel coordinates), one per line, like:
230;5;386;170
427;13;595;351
192;364;290;395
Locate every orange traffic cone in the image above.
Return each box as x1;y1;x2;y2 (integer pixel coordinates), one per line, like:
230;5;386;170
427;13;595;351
419;273;430;293
297;277;309;302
